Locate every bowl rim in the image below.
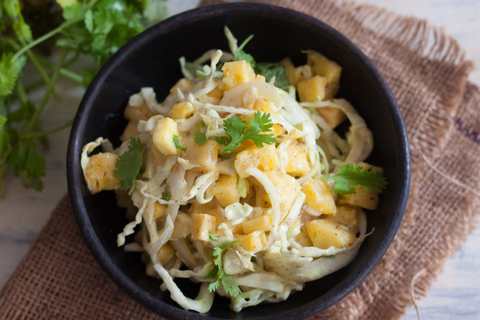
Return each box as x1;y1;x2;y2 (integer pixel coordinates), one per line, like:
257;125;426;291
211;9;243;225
67;2;411;319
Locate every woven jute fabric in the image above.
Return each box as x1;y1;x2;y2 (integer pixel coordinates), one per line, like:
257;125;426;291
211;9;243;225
1;0;479;319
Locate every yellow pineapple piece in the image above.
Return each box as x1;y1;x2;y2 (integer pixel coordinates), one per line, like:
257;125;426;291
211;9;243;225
240;214;273;234
253;98;275;113
152;117;180;156
328;205;360;231
305;219;355;249
169;101;194;119
271;124;284;137
254;182;271;208
207;84;224;103
190;200;225;223
84;152;119;194
306;50;342;98
153;203;167;222
124;104;151;121
171;213;193;239
234;145;278;177
295;229;313;246
285;142;311;177
318;107;346;129
157;243;175;265
185;140;219;172
222;60;256;89
302;178;336;215
210;174;240;207
191;213;217;241
339;187;379;210
121;121;139;141
238;231;268;253
281;58;298;85
297;75;328;102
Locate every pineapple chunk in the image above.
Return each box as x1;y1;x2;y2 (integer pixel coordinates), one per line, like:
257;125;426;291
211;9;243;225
294;65;313;83
339;187;379;210
190;200;223;218
191;213;217;241
302;178;336;215
240;214;273;234
297;75;328;102
185;140;219;172
171;213;193;239
170;78;193;93
254;182;271;208
318;107;346;129
207;83;224;103
238;231;268;253
84;152;119;194
169;101;194;119
124;104;151;121
253;98;276;113
285;142;311;177
222;60;256;89
121;121;139;141
295;229;313;246
305;219;355;249
328;206;360;231
281;58;298;85
209;174;240;207
272;124;284;137
157;243;175;265
306;51;342;98
152;117;179;156
153;203;167;222
234;145;279;177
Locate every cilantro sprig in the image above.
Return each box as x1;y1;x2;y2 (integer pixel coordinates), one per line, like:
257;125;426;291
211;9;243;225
208;235;242;298
328;164;387;195
172;134;186;151
218;112;276;154
114;137;144;190
0;0;167;195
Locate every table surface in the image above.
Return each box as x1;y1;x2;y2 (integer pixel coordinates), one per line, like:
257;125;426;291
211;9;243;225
1;1;479;319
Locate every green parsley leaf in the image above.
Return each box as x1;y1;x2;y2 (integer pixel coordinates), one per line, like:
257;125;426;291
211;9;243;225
220;112;276;154
208;238;241;298
255;63;290;91
194;131;207;145
4;0;33;43
114;137;144;189
172;135;186;151
161;190;171;201
329;164;387;195
0;53;26;97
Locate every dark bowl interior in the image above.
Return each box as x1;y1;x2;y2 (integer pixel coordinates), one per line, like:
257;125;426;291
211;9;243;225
67;3;410;320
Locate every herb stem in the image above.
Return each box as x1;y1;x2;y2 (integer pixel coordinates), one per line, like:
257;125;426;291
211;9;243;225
26;51;53;88
60;68;84;84
15;82;30;107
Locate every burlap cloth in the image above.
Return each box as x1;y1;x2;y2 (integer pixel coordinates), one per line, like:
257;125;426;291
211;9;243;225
1;0;479;319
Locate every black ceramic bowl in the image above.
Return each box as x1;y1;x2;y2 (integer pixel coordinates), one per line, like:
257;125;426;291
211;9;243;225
67;3;410;320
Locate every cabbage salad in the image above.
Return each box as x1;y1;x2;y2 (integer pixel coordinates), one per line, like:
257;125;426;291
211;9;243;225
81;27;386;313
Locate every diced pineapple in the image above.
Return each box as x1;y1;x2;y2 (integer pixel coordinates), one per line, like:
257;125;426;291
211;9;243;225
185;140;219;172
271;124;284;137
209;174;240;207
238;231;268;253
190;200;223;219
302;178;336;215
171;213;192;239
207;84;224;103
169;101;194;119
295;229;313;246
339;187;379;210
281;58;298;85
254;182;271;208
234;145;279;177
84;152;119;194
305;219;355;249
191;213;217;241
318;107;346;128
294;65;313;83
240;214;273;234
124;104;151;121
152;117;179;156
253;98;276;113
153;203;167;222
285;142;311;177
157;243;175;265
297;75;328;102
328;205;360;231
121;121;139;141
306;50;342;98
222;60;256;89
170;78;193;93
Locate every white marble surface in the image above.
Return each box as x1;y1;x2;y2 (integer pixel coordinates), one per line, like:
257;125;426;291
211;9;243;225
0;1;479;319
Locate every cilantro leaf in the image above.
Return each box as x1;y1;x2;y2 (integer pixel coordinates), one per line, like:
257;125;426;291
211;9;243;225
172;135;186;151
194;131;207;145
329;164;387;195
255;63;290;91
0;53;26;97
114;137;144;189
3;0;33;43
220;112;276;154
161;190;171;201
208;238;241;298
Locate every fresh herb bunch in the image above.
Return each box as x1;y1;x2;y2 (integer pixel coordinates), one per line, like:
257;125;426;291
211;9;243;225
0;0;167;195
208;234;242;298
